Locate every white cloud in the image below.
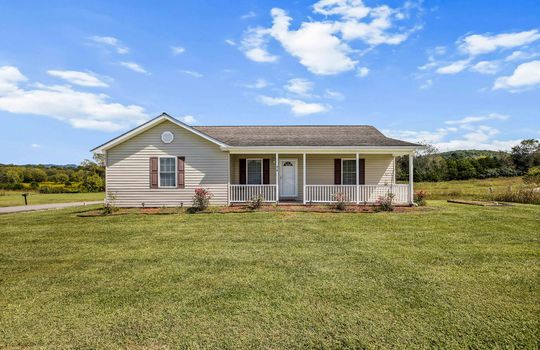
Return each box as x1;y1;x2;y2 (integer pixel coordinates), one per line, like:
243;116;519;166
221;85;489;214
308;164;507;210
459;30;540;56
181;115;197;124
241;11;257;19
469;60;500;75
270;8;356;75
436;59;471;74
0;66;27;93
0;66;147;132
284;78;314;96
30;143;41;148
89;36;129;54
357;66;369;77
386;114;518;151
179;70;203;78
171;46;185;55
119;62;148;74
493;60;540;91
445;113;509;125
225;39;236;46
241;27;279;63
258;95;328;116
47;70;109;87
241;1;420;75
505;50;540;62
244;78;269;89
324;89;345;100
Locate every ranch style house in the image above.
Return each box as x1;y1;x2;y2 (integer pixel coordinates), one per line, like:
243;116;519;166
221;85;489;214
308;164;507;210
92;113;422;207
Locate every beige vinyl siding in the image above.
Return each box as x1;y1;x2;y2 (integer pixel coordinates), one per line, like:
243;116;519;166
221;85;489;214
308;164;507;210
106;120;228;207
305;154;394;185
230;154;304;200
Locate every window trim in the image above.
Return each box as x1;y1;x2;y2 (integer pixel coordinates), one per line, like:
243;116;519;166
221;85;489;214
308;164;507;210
246;158;263;185
158;156;177;188
341;158;357;185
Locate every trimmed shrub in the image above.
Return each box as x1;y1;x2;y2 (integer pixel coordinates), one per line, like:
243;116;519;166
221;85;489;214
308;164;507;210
332;192;349;211
248;194;264;210
414;190;427;206
191;188;212;211
376;192;395;212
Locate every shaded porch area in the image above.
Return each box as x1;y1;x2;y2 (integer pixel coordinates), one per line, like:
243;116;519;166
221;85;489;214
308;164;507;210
228;152;414;205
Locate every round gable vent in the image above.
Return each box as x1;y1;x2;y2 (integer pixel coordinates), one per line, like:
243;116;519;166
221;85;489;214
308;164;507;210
161;131;174;144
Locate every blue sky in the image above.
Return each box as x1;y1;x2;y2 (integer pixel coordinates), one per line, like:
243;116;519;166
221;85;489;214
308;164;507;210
1;0;539;164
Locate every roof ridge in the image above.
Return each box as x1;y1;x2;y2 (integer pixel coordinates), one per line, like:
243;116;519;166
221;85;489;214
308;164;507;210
193;125;375;127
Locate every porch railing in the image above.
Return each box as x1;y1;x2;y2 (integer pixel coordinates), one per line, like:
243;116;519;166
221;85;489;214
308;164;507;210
305;184;409;204
304;185;357;203
229;184;277;203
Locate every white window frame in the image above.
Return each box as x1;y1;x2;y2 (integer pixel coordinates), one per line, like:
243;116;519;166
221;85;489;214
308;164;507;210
158;156;177;188
341;158;357;185
246;158;263;185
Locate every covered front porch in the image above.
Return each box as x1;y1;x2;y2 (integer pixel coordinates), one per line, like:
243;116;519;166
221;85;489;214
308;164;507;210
227;151;415;205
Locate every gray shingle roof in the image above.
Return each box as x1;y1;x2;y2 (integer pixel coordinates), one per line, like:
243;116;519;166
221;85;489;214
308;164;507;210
192;125;419;147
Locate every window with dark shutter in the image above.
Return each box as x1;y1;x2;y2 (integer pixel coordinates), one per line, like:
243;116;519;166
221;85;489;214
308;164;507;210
177;156;185;188
149;157;158;188
334;159;341;185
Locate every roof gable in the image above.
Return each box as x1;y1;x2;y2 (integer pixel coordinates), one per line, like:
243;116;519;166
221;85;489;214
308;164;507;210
91;113;228;152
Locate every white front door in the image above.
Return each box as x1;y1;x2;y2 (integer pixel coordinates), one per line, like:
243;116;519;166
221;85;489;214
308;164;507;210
279;159;297;197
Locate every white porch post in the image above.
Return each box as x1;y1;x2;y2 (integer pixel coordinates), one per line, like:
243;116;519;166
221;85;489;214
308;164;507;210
408;153;414;205
275;153;279;203
227;152;230;205
303;153;306;204
356;152;360;204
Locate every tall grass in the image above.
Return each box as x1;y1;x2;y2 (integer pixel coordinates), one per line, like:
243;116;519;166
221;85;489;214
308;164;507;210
490;186;540;205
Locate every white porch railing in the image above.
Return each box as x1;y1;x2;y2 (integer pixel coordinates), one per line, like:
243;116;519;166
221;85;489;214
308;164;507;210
304;185;357;203
229;184;277;203
305;184;409;204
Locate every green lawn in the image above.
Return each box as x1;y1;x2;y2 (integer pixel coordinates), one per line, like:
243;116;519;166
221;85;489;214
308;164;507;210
0;191;104;207
415;176;526;200
0;201;538;348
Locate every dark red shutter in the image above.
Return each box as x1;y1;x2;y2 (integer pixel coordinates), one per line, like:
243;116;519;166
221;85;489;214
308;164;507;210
334;159;341;185
239;159;246;184
149;157;158;189
263;159;270;184
359;159;365;185
177;156;185;188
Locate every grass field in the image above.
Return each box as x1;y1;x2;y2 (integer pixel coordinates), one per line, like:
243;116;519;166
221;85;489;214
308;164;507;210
0;191;104;207
414;176;527;200
0;201;538;349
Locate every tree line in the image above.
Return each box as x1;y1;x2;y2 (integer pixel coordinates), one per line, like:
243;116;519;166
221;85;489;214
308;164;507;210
0;155;105;193
396;139;540;182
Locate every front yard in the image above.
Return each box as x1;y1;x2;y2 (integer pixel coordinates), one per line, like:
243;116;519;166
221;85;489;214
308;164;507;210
0;201;538;349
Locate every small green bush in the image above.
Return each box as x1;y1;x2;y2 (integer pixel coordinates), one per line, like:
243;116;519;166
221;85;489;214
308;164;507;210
248;194;264;210
523;166;540;184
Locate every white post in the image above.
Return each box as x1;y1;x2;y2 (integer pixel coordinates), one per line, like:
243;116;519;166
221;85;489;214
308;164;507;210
227;152;231;205
356;152;360;204
275;153;279;203
303;153;307;204
408;153;414;205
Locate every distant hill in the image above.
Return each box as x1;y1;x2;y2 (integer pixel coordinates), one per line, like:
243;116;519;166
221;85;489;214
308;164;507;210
438;150;508;159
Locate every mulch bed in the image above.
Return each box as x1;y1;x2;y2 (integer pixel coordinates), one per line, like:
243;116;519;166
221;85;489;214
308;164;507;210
77;204;425;217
